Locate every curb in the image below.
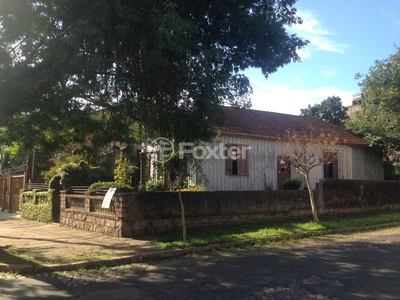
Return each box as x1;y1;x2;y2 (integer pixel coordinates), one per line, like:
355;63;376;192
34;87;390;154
1;222;399;273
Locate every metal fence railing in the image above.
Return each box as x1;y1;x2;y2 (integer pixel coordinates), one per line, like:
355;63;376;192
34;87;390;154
66;196;85;210
90;198;116;214
0;163;26;176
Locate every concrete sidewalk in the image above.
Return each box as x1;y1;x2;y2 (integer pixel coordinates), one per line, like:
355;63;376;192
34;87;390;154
0;211;161;272
2;211;400;274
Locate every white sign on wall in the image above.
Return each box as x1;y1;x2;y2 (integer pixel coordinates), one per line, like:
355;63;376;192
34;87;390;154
101;188;117;209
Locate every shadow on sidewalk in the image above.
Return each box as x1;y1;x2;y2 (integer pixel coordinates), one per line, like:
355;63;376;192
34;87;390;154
0;246;36;266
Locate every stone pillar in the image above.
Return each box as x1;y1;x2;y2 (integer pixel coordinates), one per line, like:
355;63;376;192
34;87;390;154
60;190;67;209
119;194;133;238
84;193;90;213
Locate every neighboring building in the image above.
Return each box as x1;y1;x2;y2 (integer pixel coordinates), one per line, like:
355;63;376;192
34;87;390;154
347;93;363;119
196;107;383;191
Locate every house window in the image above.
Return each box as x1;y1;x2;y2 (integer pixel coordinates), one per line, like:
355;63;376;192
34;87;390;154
323;152;339;179
226;144;249;176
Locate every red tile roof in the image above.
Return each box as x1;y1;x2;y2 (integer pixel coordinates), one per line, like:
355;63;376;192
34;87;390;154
215;107;368;146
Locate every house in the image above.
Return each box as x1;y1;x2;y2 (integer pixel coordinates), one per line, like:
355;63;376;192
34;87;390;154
194;107;383;191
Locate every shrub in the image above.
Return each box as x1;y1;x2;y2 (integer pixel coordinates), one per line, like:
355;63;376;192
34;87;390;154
180;184;207;191
89;181;134;192
145;179;165;191
282;177;302;190
114;153;137;186
49;173;63;190
42;154;84;183
174;177;190;190
88;153;137;192
48;161;100;190
20;190;52;222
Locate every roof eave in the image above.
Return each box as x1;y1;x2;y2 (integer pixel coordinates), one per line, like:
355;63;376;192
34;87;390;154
218;130;369;147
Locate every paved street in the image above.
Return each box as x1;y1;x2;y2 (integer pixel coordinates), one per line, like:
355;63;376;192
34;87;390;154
1;226;400;300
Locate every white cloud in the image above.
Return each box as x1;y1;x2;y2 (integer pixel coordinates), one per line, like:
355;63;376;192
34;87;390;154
293;12;330;35
249;80;354;116
297;48;312;59
289;10;348;56
309;37;347;54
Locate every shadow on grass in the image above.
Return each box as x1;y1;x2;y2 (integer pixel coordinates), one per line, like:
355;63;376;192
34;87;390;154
0;245;128;266
0;246;36;266
150;209;400;249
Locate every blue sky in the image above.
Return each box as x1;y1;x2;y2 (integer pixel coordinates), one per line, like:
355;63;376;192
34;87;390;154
245;0;400;115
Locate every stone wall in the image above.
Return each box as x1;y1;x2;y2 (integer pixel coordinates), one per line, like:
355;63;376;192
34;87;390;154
59;180;400;237
123;190;316;236
59;191;129;237
319;179;400;213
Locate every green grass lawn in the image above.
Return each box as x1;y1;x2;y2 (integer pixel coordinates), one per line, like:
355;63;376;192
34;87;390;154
2;209;400;267
151;210;400;249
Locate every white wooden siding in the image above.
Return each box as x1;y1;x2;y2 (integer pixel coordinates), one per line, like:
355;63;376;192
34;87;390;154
201;136;277;191
201;135;359;191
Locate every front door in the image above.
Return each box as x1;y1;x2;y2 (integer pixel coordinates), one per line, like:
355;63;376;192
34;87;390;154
277;156;290;190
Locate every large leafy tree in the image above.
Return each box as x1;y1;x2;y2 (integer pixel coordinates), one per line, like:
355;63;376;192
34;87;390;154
0;0;308;154
301;96;348;127
347;47;400;165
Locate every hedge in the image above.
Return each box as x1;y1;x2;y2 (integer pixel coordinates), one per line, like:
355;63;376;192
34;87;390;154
20;190;53;223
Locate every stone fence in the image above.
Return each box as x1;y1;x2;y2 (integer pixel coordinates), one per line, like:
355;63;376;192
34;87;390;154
59;179;400;237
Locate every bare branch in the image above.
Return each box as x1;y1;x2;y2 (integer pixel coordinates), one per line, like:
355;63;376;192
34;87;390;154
277;126;341;222
278;127;341;172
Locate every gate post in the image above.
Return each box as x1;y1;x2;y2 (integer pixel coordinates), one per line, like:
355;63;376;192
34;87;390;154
0;177;4;211
5;175;11;212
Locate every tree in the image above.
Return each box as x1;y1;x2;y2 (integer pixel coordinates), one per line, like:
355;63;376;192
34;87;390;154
301;96;348;127
0;0;308;154
0;128;25;170
149;136;206;243
1;0;308;240
347;47;400;166
279;128;340;222
162;149;190;243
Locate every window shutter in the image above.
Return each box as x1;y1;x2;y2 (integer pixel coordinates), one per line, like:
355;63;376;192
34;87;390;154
226;144;249;176
226;144;232;175
332;159;339;179
239;147;249;176
323;164;330;178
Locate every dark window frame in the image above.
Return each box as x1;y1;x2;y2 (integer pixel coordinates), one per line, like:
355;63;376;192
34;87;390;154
226;144;249;177
323;152;339;179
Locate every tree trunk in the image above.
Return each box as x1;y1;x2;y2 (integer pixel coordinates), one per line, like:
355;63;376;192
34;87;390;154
178;189;187;243
304;174;319;222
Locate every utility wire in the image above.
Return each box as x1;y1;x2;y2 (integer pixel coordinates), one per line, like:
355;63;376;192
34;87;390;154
57;0;105;39
4;0;105;58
